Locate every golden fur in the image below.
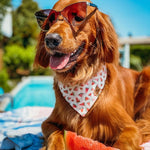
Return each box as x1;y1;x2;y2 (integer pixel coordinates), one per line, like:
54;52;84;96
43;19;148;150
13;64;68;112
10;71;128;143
34;0;150;149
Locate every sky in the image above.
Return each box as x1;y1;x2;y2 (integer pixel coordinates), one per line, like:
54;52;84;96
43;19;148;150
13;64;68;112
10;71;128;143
12;0;150;37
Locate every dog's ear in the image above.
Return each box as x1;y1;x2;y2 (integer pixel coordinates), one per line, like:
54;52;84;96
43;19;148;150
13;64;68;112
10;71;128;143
95;11;119;65
34;32;50;68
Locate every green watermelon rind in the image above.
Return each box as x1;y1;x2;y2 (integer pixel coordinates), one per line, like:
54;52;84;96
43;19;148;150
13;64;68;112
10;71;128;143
64;130;68;150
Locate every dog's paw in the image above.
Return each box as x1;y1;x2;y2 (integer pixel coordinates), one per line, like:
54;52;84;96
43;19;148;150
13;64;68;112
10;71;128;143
113;140;141;150
113;143;141;150
40;146;46;150
113;126;142;150
46;132;65;150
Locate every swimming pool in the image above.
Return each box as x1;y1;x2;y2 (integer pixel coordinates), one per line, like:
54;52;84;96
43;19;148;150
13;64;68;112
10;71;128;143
5;76;55;111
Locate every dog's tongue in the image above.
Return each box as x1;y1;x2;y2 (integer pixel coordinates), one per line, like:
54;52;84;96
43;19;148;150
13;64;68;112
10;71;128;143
49;54;70;70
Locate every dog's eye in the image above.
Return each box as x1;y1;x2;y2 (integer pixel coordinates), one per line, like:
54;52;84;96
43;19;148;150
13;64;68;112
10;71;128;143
75;16;84;22
49;13;56;23
72;13;84;22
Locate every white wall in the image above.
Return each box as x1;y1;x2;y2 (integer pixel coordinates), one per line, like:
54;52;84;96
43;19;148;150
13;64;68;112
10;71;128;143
1;7;12;38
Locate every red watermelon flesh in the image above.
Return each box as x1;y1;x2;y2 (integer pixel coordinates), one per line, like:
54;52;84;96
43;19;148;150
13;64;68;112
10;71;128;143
64;130;117;150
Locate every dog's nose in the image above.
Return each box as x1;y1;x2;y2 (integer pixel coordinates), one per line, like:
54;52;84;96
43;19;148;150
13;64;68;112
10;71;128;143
45;33;62;49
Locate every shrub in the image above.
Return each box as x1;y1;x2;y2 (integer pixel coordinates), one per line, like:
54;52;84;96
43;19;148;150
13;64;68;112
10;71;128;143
3;44;35;78
130;45;150;70
3;44;53;78
0;69;10;92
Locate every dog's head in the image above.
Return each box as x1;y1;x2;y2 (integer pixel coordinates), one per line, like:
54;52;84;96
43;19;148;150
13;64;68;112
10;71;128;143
34;0;119;82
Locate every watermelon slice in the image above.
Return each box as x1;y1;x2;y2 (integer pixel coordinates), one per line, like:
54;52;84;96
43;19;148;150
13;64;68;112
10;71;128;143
64;130;117;150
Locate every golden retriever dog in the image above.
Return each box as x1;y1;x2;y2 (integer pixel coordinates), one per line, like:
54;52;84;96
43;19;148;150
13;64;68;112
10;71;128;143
34;0;150;149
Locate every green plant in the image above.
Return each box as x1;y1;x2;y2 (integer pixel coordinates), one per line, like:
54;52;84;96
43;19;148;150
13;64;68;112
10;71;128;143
3;44;54;78
130;54;143;71
9;0;39;47
0;69;10;92
130;45;150;70
3;44;35;78
31;68;54;76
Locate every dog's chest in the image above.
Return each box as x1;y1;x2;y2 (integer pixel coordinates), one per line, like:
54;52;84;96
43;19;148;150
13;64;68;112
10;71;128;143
58;65;107;117
67;114;117;145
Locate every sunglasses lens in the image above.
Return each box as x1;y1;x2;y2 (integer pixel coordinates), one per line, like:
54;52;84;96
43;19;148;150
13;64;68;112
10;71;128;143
35;9;59;31
62;2;87;26
47;10;59;25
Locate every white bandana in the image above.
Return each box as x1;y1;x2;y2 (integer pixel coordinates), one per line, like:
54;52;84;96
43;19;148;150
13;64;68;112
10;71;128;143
58;65;107;117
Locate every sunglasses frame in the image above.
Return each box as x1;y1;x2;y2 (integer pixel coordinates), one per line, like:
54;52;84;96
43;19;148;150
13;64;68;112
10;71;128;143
35;2;98;36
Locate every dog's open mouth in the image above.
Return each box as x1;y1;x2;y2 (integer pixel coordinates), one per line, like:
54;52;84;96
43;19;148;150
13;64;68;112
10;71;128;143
49;42;85;70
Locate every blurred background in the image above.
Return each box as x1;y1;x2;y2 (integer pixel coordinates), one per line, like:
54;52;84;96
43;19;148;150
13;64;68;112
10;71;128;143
0;0;150;93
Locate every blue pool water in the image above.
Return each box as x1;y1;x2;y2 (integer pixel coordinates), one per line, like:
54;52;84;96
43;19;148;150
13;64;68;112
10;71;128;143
5;77;56;111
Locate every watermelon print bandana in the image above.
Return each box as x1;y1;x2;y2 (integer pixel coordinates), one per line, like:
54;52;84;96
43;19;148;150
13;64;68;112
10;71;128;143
58;65;107;117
